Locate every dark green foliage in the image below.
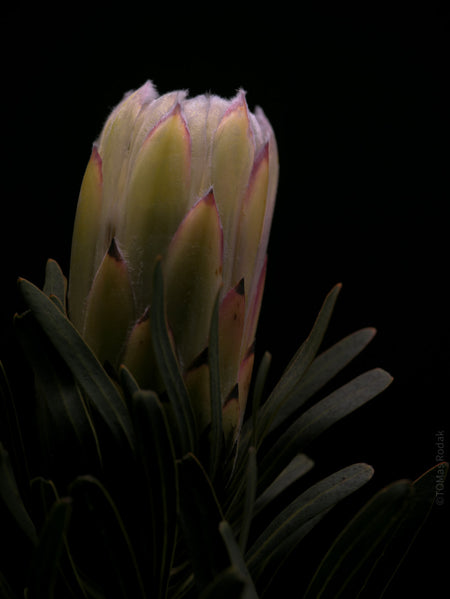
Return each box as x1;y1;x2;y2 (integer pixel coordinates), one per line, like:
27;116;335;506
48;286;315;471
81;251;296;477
130;390;178;598
26;497;72;599
0;443;37;545
68;475;146;598
304;463;448;599
177;454;229;592
14;310;102;478
17;276;135;453
0;260;444;597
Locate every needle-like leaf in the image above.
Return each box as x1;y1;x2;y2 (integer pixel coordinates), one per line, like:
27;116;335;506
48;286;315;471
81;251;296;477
247;463;374;584
256;284;342;444
177;454;229;592
42;259;67;314
259;369;392;491
267;327;377;435
151;259;197;456
14;310;102;472
0;443;37;546
27;498;72;599
17;277;135;453
305;462;449;599
220;521;259;599
69;475;146;598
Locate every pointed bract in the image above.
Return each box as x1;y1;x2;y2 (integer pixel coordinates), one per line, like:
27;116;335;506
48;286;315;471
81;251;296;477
222;393;240;448
218;281;246;403
97;82;158;218
68;146;103;332
165;190;223;371
121;103;192;315
212;91;255;291
83;239;135;368
122;307;164;392
232;144;269;293
238;349;255;431
243;256;267;356
185;361;211;434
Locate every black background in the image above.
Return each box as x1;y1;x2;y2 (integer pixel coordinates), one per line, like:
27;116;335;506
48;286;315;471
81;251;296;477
2;2;448;596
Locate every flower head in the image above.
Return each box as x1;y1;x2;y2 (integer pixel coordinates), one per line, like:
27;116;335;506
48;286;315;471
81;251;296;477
69;81;278;439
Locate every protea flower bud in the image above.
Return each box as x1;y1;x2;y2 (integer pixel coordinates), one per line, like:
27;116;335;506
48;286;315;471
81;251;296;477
68;81;278;440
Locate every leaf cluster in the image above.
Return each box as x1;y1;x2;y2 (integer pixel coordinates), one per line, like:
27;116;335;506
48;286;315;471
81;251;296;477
0;259;446;598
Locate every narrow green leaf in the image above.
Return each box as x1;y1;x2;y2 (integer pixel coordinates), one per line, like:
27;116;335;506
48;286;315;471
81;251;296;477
0;443;37;545
0;360;30;488
251;351;272;447
256;510;332;595
239;447;258;553
360;462;449;598
30;477;59;519
118;364;140;402
247;463;374;583
0;571;17;599
253;453;314;518
256;283;342;444
14;310;102;470
233;289;344;498
220;521;259;599
17;277;135;452
48;294;66;314
177;454;229;591
27;497;72;599
268;327;377;434
228;352;272;499
69;475;146;599
151;259;197;456
42;259;67;313
29;477;89;598
259;369;392;490
199;566;246;599
131;390;178;599
304;479;414;599
209;291;223;480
